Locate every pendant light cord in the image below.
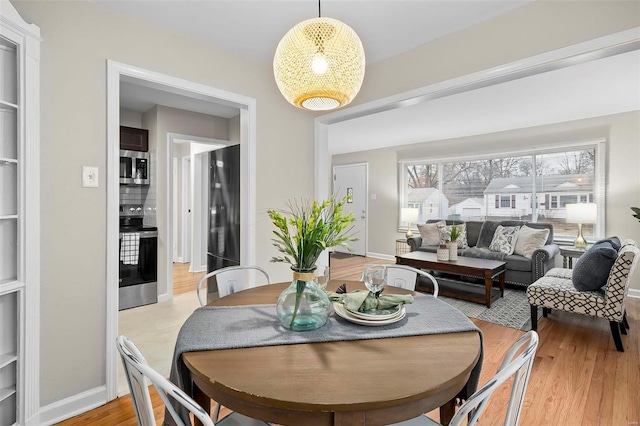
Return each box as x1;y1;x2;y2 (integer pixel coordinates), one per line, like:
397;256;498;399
318;0;321;17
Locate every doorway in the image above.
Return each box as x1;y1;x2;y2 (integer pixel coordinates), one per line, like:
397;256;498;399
333;163;368;256
106;61;257;401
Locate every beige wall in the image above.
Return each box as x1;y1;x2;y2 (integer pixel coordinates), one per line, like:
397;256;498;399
12;0;314;406
153;105;230;296
333;111;640;289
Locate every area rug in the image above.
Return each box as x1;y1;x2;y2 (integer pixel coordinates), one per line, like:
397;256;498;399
438;288;541;331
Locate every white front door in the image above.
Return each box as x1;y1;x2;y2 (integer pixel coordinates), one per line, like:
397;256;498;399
333;164;367;256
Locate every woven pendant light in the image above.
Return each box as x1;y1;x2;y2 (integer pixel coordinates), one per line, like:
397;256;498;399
273;4;365;111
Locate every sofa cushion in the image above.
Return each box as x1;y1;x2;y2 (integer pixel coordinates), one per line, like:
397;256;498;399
572;241;618;291
477;221;500;248
465;221;483;247
437;223;469;249
417;221;445;247
514;225;550;259
462;247;505;261
489;225;521;255
504;254;532;272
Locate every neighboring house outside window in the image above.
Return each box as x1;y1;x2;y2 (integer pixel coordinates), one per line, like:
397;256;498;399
399;143;603;241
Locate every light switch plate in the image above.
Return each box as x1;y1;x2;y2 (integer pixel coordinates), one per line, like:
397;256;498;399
371;193;377;200
82;166;99;188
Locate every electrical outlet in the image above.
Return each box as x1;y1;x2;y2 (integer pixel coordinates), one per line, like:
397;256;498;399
82;166;99;188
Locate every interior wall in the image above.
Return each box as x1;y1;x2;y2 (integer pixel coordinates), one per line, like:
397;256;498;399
154;105;229;296
12;0;314;407
119;108;141;128
355;1;640;105
332;111;640;290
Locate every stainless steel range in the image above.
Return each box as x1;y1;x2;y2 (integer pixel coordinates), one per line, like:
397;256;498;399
119;204;157;310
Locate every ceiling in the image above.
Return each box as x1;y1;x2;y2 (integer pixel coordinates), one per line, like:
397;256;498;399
328;49;640;154
95;0;531;64
120;80;240;118
106;1;639;155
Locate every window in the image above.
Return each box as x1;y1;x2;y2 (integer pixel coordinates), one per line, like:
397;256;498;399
399;143;603;241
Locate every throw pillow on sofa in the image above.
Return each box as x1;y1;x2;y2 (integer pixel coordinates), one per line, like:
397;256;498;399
593;236;621;251
489;225;521;255
417;220;446;246
437;223;469;249
514;225;550;259
572;241;619;291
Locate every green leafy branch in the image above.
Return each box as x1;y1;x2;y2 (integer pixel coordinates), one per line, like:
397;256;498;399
632;207;640;223
267;196;357;271
449;225;462;242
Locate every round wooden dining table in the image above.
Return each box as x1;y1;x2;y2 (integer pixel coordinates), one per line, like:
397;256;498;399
182;280;481;426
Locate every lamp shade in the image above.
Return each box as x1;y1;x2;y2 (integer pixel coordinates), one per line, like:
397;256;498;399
401;208;419;224
273;17;365;111
566;203;597;224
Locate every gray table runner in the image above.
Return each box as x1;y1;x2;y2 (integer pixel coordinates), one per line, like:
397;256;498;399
165;296;483;425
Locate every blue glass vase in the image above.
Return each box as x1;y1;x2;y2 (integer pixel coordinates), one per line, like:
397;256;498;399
276;268;332;331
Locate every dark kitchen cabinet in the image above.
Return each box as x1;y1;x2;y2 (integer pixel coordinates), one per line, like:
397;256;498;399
120;126;149;152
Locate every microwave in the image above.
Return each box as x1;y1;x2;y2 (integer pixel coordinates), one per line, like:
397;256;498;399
120;150;150;185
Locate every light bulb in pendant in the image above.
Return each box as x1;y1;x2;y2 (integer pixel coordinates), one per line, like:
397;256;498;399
311;53;328;75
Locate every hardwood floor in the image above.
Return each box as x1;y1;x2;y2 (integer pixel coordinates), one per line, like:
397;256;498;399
59;254;640;425
173;262;206;296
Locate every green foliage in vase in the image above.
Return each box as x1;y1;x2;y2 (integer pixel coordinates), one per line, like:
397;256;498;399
632;207;640;223
449;224;462;242
268;196;357;271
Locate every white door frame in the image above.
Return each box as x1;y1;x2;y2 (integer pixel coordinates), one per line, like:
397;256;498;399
181;155;190;264
106;60;256;401
172;157;179;261
332;163;368;256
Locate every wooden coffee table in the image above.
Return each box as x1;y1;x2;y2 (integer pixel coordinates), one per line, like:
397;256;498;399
396;251;506;308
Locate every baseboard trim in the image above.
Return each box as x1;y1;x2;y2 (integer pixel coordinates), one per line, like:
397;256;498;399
628;288;640;299
37;386;107;426
366;252;395;261
158;293;172;303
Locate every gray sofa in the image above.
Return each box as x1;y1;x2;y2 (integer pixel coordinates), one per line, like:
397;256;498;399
407;220;559;288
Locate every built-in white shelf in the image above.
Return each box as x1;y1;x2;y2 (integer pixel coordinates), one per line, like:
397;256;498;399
0;354;17;370
0;386;16;403
1;3;40;425
0;100;17;110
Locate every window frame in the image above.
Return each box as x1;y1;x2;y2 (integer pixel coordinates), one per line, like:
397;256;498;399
398;139;606;243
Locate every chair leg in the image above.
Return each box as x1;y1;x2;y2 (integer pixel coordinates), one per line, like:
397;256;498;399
609;321;624;352
623;312;630;330
530;305;538;330
542;307;550;317
619;322;627;335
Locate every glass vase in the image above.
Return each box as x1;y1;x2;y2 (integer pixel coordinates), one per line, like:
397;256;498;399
276;268;332;331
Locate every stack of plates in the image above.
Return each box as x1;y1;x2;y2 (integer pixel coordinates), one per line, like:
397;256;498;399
333;302;406;326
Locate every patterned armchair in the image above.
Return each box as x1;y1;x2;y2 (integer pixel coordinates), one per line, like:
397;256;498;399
526;240;639;352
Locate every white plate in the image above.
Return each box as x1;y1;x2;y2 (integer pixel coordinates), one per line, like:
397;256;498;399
333;303;406;326
344;304;403;321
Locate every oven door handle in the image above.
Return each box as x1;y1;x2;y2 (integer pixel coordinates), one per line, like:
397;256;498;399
119;231;158;239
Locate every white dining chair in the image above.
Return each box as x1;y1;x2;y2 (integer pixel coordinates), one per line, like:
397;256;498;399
197;265;270;306
361;264;439;296
116;335;267;426
391;330;539;426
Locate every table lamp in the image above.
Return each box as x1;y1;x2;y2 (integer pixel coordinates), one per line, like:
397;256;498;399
401;208;419;239
565;203;597;249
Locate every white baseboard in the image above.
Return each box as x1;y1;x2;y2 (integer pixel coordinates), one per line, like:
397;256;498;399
37;386;107;426
366;252;395;261
158;293;172;303
628;288;640;299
